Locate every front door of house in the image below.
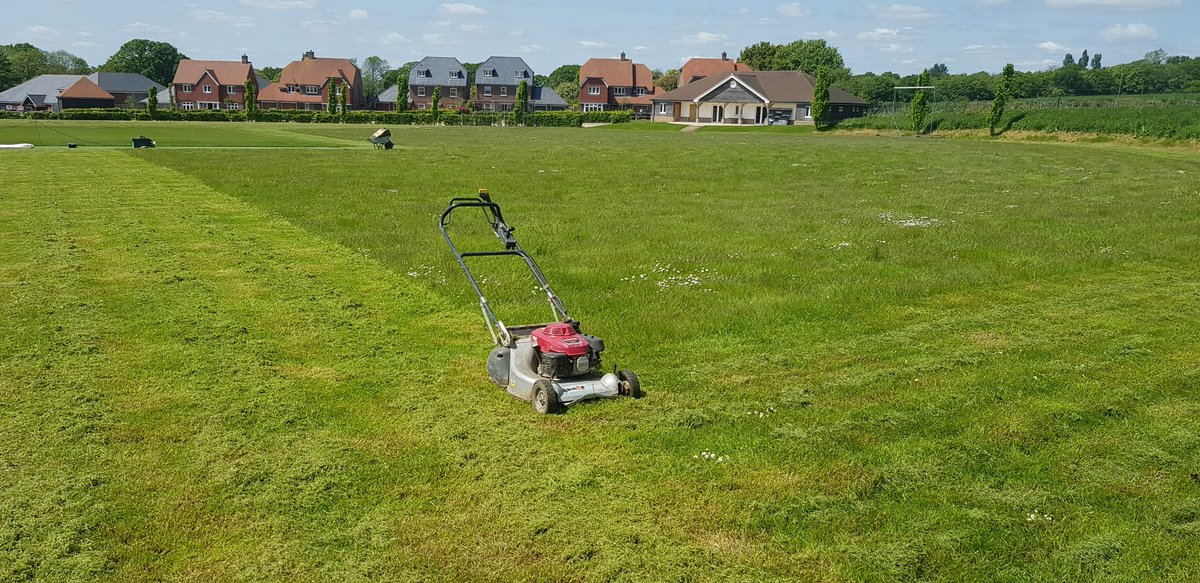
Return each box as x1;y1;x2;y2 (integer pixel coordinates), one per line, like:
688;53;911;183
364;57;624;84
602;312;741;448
755;106;766;124
712;105;724;123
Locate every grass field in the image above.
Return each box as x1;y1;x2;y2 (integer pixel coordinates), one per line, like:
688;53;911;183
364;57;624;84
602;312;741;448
3;122;1200;581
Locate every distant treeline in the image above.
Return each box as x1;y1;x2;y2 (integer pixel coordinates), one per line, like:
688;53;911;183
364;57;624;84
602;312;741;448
840;50;1200;107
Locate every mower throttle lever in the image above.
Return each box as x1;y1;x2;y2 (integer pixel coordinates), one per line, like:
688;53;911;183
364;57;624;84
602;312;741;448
494;222;518;250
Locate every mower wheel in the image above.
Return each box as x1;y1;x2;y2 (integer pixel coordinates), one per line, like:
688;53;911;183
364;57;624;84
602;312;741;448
618;369;642;399
532;380;561;414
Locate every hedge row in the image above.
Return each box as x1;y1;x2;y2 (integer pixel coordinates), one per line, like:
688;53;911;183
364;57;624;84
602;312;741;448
836;103;1200;139
0;108;633;126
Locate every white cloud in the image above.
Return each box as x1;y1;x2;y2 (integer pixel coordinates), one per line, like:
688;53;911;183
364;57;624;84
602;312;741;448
1047;0;1179;7
348;9;368;19
777;3;810;16
238;0;316;9
25;25;58;35
880;43;909;53
868;3;936;19
1102;22;1158;41
1038;40;1070;51
301;20;343;33
383;33;411;45
123;22;188;38
579;40;610;48
516;44;543;53
806;30;840;39
189;10;254;27
856;27;922;41
422;33;455;45
439;2;486;15
676;31;727;45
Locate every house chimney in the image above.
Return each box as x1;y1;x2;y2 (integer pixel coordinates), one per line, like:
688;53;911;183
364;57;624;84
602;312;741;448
241;54;249;64
620;51;627;61
303;50;315;61
722;51;728;61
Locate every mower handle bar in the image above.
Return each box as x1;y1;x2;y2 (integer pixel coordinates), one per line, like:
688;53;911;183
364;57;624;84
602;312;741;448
439;196;570;346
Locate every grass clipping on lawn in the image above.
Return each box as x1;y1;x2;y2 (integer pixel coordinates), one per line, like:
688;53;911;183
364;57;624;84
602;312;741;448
2;128;1200;581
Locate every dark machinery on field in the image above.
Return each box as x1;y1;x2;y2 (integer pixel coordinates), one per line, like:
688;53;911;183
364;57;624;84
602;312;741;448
439;191;641;414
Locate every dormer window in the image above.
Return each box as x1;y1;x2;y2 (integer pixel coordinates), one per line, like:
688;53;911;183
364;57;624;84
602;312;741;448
515;70;523;78
483;69;493;77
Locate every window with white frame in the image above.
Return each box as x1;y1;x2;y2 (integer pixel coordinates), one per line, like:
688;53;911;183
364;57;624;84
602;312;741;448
657;103;669;115
483;86;492;96
417;86;426;97
515;70;523;79
226;102;240;110
227;85;238;93
637;87;647;96
449;87;457;97
287;85;298;94
500;86;507;97
305;85;319;95
203;85;212;93
482;69;492;77
613;87;628;96
588;86;600;95
181;102;196;110
582;103;604;112
181;84;193;93
449;71;458;79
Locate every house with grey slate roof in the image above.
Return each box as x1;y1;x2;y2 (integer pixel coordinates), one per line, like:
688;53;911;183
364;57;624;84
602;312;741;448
1;73;165;112
528;85;568;111
371;83;402;111
408;56;467;110
473;56;534;112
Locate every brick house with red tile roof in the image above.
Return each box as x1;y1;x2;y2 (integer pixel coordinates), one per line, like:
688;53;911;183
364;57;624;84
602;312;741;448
258;51;363;111
172;55;262;111
578;52;657;116
57;77;116;109
680;52;752;86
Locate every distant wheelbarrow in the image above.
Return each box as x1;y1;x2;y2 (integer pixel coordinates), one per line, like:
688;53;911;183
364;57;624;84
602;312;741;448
131;136;155;148
368;128;393;150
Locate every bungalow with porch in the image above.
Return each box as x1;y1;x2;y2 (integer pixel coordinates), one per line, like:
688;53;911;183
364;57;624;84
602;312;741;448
650;70;868;125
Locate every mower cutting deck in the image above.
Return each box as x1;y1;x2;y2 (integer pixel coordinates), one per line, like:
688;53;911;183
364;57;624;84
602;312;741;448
439;191;641;414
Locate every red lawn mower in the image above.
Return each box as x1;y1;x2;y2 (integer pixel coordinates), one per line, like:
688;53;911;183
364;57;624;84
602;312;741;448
439;191;641;414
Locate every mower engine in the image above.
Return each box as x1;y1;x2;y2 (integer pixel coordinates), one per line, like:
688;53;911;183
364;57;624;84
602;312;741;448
530;322;604;378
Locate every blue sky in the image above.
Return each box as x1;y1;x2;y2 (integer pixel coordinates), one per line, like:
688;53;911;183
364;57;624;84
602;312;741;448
5;0;1196;76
